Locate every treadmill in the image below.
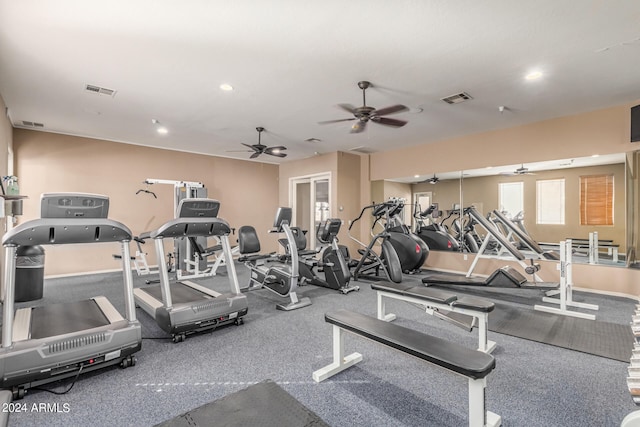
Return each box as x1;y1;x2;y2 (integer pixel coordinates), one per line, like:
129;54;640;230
0;193;142;399
133;198;248;342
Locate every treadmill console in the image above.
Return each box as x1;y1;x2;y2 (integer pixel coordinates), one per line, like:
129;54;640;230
177;198;220;218
40;193;109;218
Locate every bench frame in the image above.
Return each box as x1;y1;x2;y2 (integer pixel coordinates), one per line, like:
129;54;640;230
376;290;497;353
312;316;501;427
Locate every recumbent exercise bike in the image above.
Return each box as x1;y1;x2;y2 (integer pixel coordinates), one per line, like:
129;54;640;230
237;207;312;311
291;218;359;295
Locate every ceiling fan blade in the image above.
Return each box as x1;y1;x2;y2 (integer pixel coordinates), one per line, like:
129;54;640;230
265;146;287;155
250;152;261;159
241;143;260;152
350;120;367;133
373;104;409;116
267;152;287;158
318;118;357;125
337;103;357;113
226;150;254;153
371;117;408;127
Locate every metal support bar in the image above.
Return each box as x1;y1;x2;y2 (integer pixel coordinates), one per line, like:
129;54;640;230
535;239;598;319
121;241;137;321
312;325;363;382
155;238;173;309
2;246;17;348
375;291;496;353
469;377;501;427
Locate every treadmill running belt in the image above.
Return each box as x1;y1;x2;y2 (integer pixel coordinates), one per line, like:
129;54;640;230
156;380;329;427
143;282;214;305
30;299;110;339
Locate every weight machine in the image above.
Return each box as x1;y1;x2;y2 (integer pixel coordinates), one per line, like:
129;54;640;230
140;179;233;280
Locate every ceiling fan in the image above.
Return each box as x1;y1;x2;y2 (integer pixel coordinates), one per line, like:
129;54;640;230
230;127;287;159
319;81;409;133
501;164;535;176
425;174;439;184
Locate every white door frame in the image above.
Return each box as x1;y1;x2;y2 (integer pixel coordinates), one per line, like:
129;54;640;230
289;172;332;250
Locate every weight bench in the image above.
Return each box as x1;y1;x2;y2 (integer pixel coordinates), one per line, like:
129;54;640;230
312;309;501;427
372;281;496;353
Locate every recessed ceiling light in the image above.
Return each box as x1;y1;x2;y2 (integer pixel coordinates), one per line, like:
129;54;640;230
525;71;543;81
219;83;233;91
591;154;600;158
414;174;420;178
157;127;168;135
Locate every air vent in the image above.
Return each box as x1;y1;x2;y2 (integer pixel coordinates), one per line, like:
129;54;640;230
84;84;117;97
441;92;473;104
349;146;377;154
47;332;107;354
21;121;45;128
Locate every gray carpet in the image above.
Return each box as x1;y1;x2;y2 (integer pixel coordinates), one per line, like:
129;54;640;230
1;265;639;427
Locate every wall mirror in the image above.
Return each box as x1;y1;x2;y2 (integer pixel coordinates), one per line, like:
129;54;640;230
388;153;631;267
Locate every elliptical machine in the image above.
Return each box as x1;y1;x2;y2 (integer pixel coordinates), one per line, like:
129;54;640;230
377;198;429;273
237;207;312;311
348;200;428;283
413;203;460;252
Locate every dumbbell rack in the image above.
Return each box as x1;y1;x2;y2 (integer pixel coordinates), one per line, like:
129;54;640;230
629;307;640;401
622;306;640;426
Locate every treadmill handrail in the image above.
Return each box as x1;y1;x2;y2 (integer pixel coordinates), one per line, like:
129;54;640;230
149;217;232;239
491;210;545;254
465;207;525;261
2;218;132;246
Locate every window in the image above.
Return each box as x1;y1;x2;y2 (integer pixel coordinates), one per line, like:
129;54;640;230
580;174;614;225
536;179;565;224
498;182;523;217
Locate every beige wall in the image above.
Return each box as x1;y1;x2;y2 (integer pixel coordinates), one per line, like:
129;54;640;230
0;96;9;179
14;129;279;275
278;151;365;254
336;152;362;251
0;95;11;277
278;152;337;213
370;104;633;181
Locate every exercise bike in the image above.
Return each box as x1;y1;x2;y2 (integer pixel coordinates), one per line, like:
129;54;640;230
413;203;460;252
237;207;312;311
292;219;359;294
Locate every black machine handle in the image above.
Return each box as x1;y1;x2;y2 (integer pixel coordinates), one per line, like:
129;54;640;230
349;203;376;231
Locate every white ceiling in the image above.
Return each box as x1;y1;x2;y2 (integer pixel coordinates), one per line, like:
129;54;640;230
1;1;639;164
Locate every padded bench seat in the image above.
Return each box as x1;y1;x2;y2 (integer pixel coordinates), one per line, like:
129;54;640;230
371;281;496;353
312;309;501;427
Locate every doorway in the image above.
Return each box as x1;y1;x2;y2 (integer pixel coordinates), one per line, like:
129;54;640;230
413;191;432;230
290;173;331;250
